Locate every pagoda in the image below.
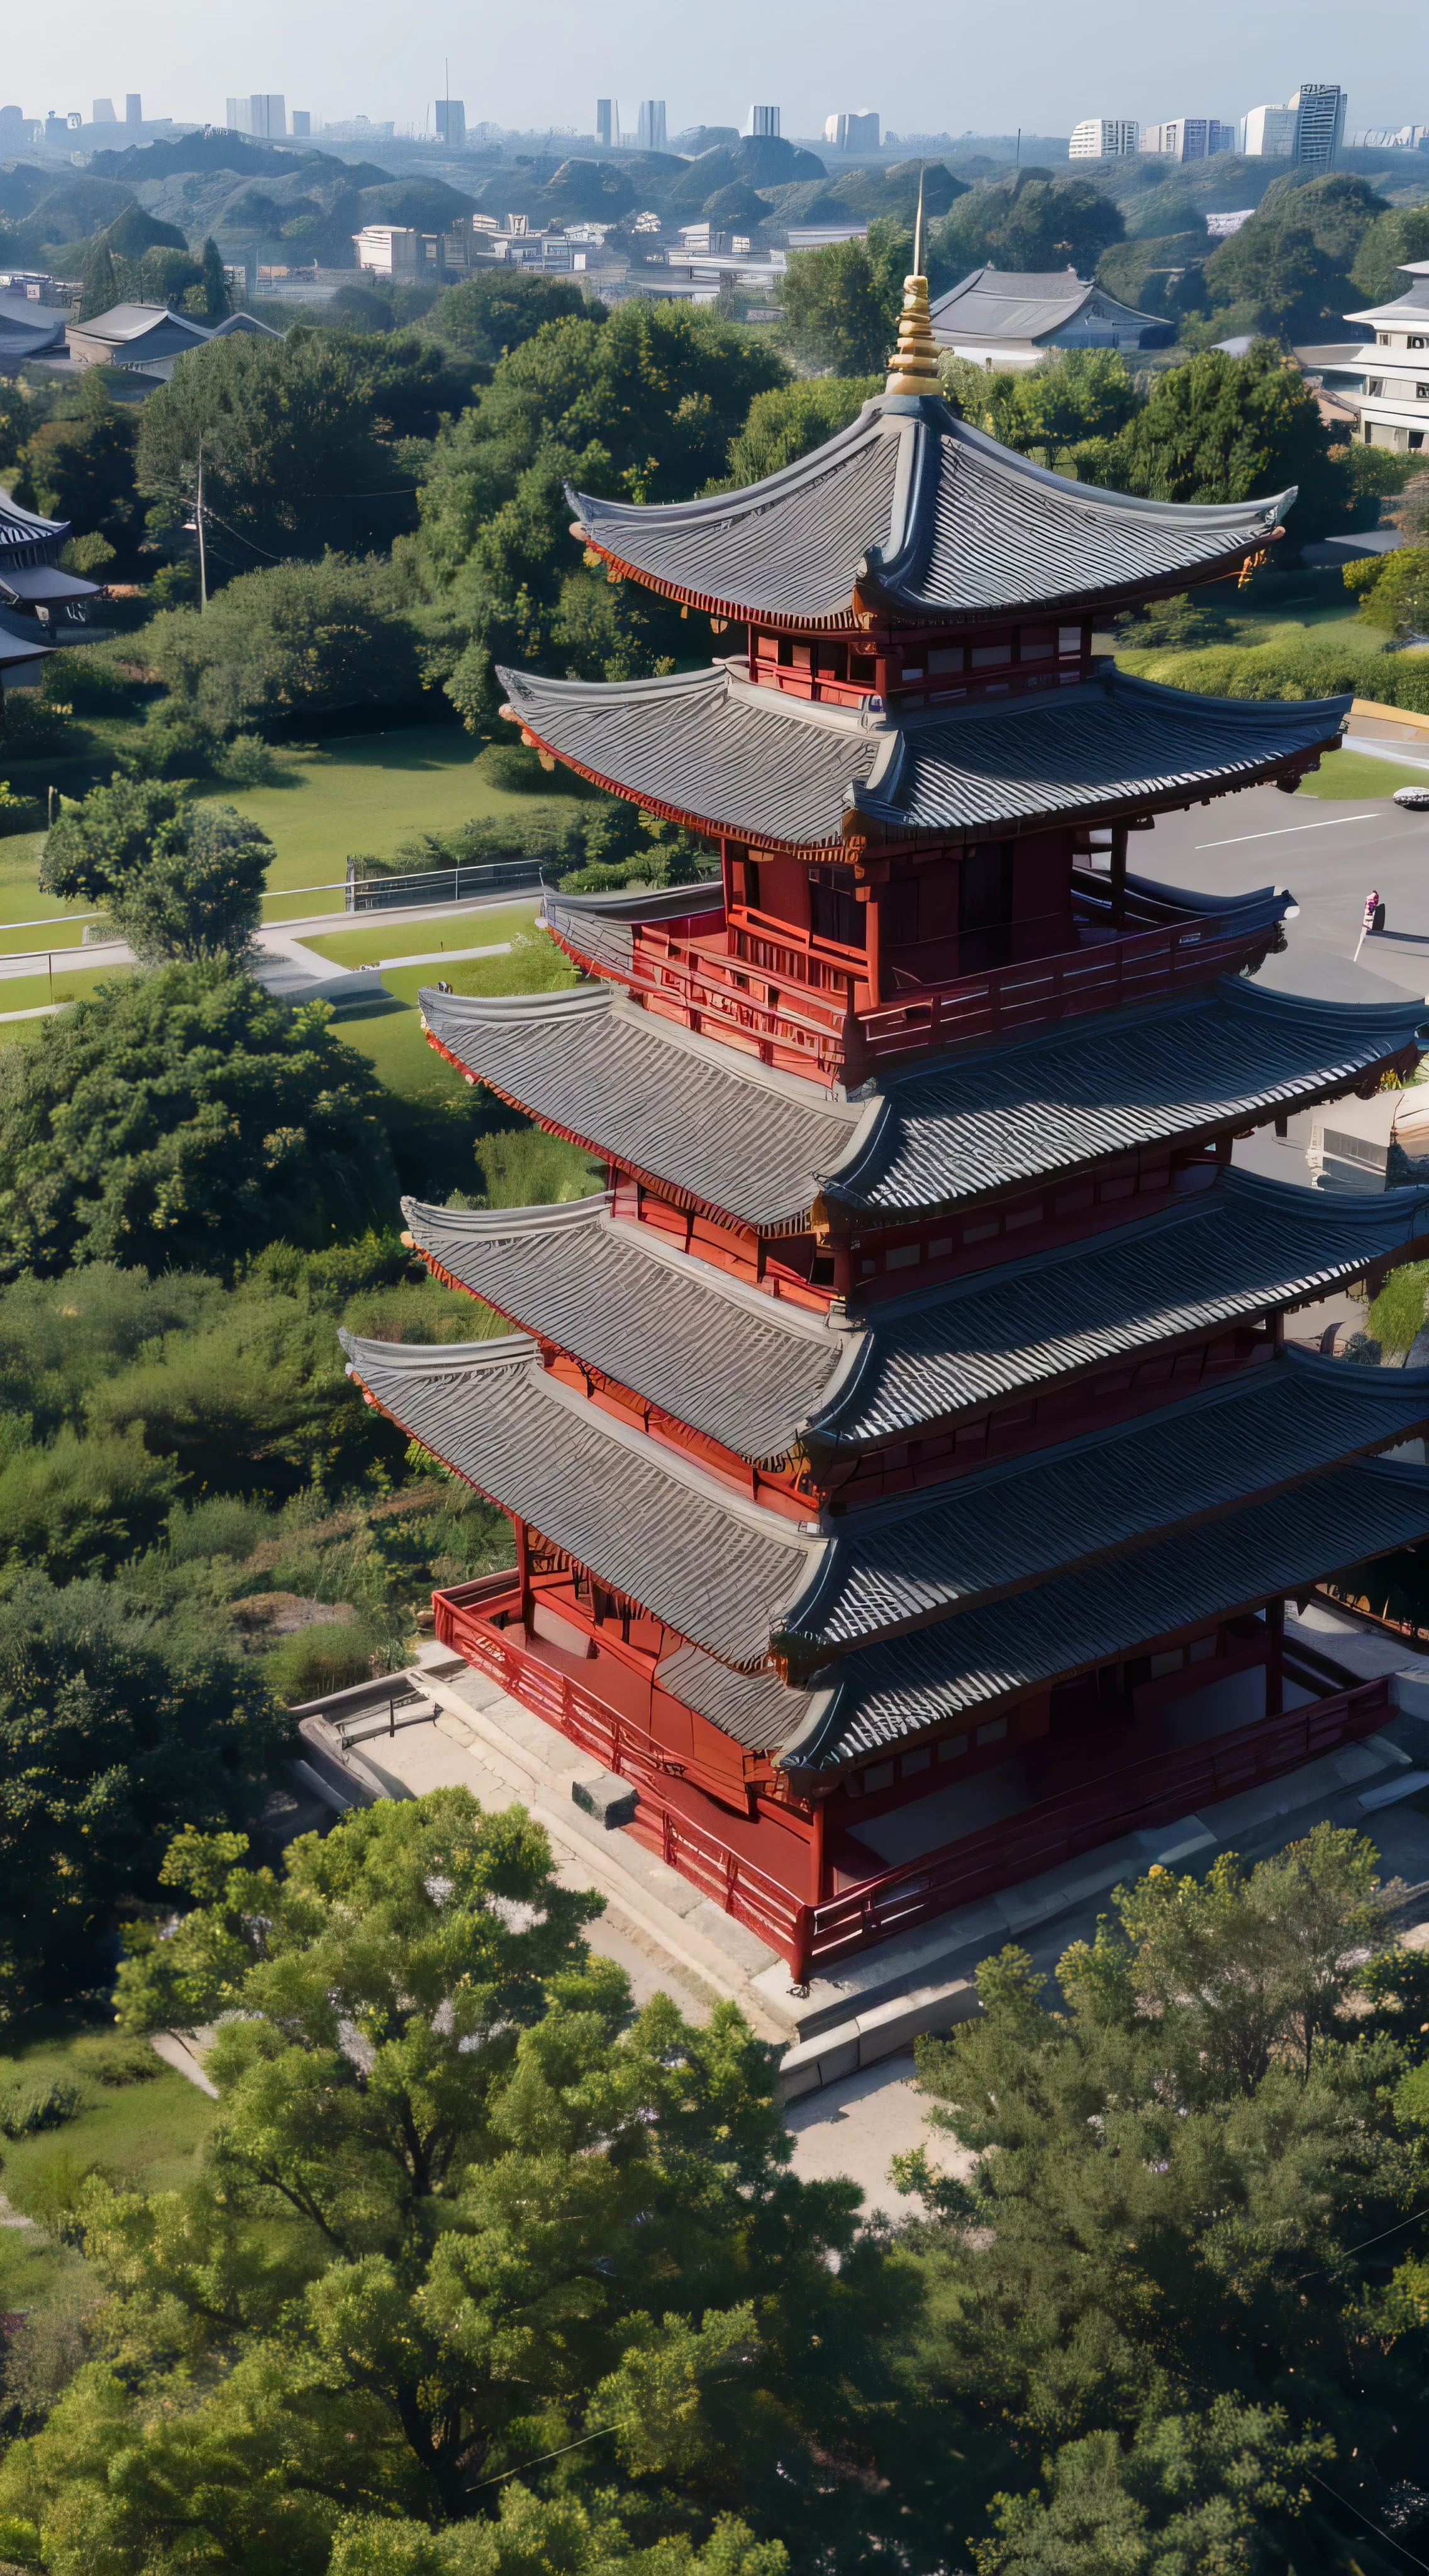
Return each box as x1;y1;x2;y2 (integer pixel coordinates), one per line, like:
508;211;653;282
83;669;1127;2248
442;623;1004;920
344;247;1429;1983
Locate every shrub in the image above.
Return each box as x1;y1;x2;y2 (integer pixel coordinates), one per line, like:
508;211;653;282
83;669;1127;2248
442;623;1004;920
0;2076;84;2139
212;731;278;786
58;531;116;577
0;694;75;758
65;2033;161;2087
36;645;134;716
263;1623;382;1704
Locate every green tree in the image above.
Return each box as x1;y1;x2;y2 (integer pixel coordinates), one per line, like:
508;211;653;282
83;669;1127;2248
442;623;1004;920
11;375;141;564
1351;202;1429;309
0;1793;884;2562
933;172;1125;279
1355;545;1429;643
199;235;231;321
422;270;594;364
777;223;912;375
895;1831;1429;2573
1192;172;1389;345
708;377;881;489
136;328;398;558
1081;342;1349;540
145;557;422;731
417;301;786;728
42;776;271;964
0;961;400;1277
0;1574;284;2000
1366;1254;1429;1358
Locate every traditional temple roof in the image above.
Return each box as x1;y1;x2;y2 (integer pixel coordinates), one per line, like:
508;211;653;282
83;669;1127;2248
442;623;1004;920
401;1174;1429;1467
567;392;1288;630
344;1323;1429;1685
0;484;68;567
928;266;1167;353
340;1327;820;1668
662;1457;1429;1771
419;975;1428;1239
499;658;1346;850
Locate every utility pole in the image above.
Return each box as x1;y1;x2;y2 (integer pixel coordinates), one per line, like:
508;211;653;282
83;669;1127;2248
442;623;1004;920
196;436;208;611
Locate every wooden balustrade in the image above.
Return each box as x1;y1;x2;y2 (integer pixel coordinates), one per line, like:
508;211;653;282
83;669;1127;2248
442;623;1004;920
856;917;1259;1063
434;1581;1398;1982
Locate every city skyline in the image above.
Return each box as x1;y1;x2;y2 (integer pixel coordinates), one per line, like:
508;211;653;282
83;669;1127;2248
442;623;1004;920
0;0;1415;147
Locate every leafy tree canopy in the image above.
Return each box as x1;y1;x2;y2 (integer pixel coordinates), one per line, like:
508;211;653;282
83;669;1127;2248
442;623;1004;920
42;776;271;965
421;273;592;368
416;301;785;728
136;327;408;558
1192;172;1391;344
932;171;1125;279
0;960;399;1277
776;223;914;377
711;377;881;492
943;347;1141;456
0;1573;285;1999
10;374;142;565
1070;341;1348;539
895;1828;1429;2573
0;1791;890;2565
145;555;423;731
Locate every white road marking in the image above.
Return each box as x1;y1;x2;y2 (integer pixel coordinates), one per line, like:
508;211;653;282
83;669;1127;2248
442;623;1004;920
1194;815;1378;848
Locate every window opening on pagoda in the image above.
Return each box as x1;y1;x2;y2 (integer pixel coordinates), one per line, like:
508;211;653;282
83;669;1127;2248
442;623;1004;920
808;864;864;948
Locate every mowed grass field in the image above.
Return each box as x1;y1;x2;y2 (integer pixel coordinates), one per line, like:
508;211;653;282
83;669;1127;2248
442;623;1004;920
1295;749;1429;801
301;902;540;969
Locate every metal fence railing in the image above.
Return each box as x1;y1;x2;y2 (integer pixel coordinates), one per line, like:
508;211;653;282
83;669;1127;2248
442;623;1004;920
345;859;545;913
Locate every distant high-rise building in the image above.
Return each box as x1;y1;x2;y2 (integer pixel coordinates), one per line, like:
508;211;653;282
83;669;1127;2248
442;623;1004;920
636;99;667;153
125;93;142;126
1240;102;1299;157
225;98;248;132
1069;117;1138;158
823;109;879;150
744;104;779;138
435;97;465;146
1291;82;1345;169
1140;116;1234;159
596;99;613;147
92;97;117;124
291;109;311;138
248;93;286;139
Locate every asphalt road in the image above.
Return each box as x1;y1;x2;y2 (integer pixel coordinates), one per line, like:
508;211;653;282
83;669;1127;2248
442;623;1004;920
1143;779;1429;1008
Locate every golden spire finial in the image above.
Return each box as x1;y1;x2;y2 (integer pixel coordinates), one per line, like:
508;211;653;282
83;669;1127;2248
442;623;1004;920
885;163;940;397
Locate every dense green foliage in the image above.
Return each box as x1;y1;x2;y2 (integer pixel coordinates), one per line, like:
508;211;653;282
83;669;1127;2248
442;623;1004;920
1350;203;1429;308
1187;173;1390;348
0;1576;285;1999
145;557;423;730
0;963;399;1278
933;169;1126;279
1068;342;1352;540
421;271;594;363
9;375;143;570
777;224;913;376
416;301;785;727
713;378;882;489
42;778;271;965
1347;543;1429;640
942;348;1142;456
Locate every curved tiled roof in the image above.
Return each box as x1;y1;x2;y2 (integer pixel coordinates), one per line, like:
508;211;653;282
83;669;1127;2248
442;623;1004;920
0;484;67;563
499;658;1347;852
569;394;1287;629
928;266;1162;345
401;1169;1429;1465
341;1328;818;1670
785;1347;1429;1656
419;974;1429;1237
660;1457;1429;1765
815;1171;1429;1452
542;880;723;982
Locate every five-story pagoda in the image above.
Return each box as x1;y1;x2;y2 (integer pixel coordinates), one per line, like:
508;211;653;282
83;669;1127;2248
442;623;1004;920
344;251;1429;1980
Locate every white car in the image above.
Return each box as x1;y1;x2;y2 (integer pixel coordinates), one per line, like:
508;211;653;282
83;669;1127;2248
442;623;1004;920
1394;784;1429;809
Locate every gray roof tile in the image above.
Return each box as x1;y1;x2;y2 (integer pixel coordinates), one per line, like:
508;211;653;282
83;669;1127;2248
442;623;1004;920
570;394;1282;627
420;973;1429;1236
499;658;1347;850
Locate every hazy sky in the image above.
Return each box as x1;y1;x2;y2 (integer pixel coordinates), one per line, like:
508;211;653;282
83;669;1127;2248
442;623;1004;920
4;0;1412;143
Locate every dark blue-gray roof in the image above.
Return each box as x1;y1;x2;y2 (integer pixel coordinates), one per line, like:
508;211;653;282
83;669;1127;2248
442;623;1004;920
341;1325;1429;1700
659;1455;1429;1767
569;393;1288;628
418;973;1428;1238
499;657;1345;850
400;1172;1429;1465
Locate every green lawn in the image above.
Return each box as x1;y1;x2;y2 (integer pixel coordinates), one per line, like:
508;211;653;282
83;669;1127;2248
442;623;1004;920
301;902;540;969
219;731;575;920
0;961;138;1019
1296;750;1429;801
0;2023;215;2312
330;944;569;1099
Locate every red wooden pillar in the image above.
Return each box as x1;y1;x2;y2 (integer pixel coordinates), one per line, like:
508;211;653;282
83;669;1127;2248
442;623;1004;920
1265;1594;1285;1717
864;883;884;1007
513;1516;533;1629
808;1796;826;1906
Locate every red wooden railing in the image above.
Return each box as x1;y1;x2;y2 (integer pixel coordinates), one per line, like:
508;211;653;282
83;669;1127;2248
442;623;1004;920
434;1580;1398;1982
599;908;1273;1080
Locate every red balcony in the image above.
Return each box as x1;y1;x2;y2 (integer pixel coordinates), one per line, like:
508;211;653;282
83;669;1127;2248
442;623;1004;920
433;1574;1396;1984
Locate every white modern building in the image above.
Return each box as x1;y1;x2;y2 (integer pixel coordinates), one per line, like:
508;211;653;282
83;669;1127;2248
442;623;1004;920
435;98;465;147
1316;259;1429;451
1242;85;1345;165
1140;118;1235;160
226;92;286;138
91;98;116;124
637;100;667;152
745;104;780;138
1069;119;1139;158
824;110;879;151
